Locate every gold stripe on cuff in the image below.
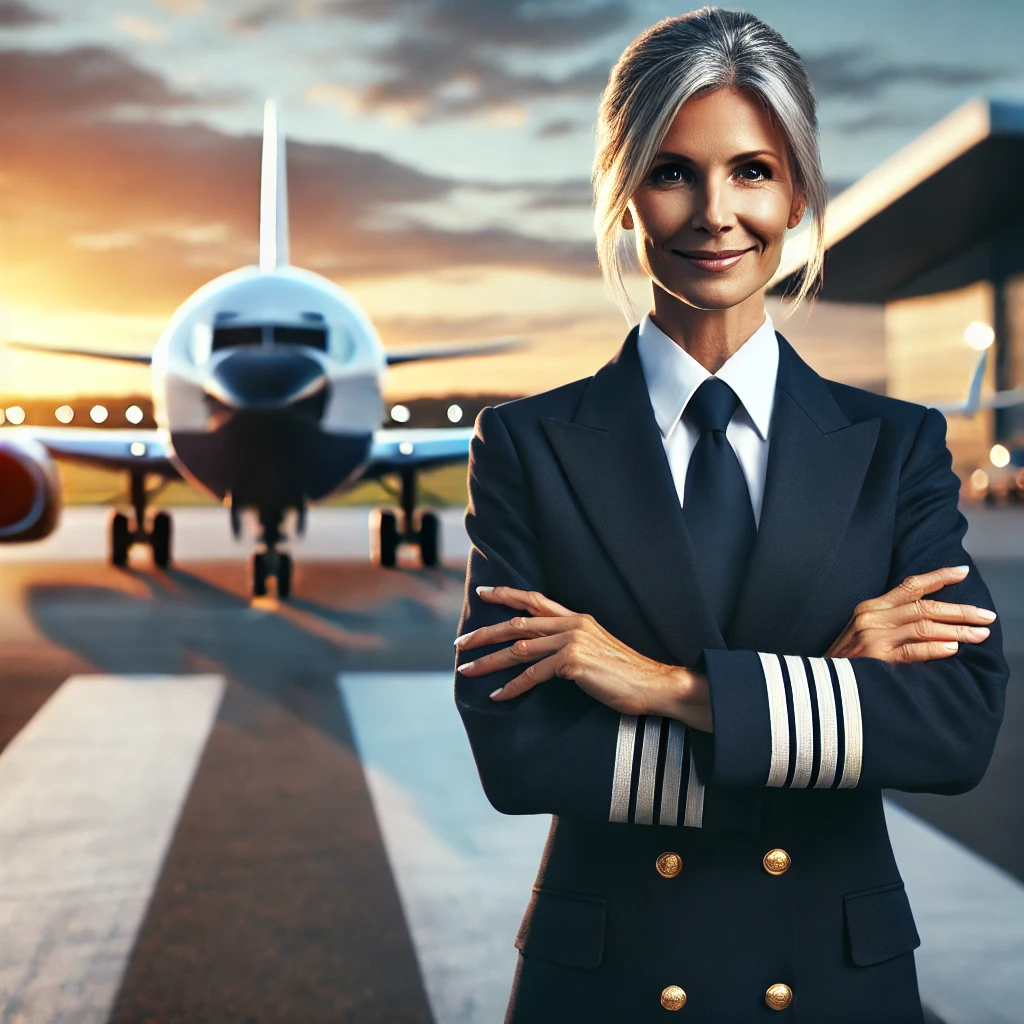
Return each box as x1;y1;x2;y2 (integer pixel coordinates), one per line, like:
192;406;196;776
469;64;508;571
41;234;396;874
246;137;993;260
784;655;814;788
609;714;638;822
760;652;790;787
833;658;863;788
658;719;686;826
682;738;705;828
634;715;663;825
808;657;839;788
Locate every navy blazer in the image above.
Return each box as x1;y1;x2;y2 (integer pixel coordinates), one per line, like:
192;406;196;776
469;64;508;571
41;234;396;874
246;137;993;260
454;326;1008;1023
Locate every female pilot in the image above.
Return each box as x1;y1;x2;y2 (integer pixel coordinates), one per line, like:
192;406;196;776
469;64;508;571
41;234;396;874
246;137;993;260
453;8;1008;1022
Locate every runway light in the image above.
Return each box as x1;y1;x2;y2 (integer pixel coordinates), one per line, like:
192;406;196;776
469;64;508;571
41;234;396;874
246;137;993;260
971;468;990;492
90;404;108;423
965;321;995;351
398;441;414;455
990;444;1011;468
126;404;143;424
5;406;25;425
55;405;74;423
390;404;410;423
130;441;147;457
447;403;463;423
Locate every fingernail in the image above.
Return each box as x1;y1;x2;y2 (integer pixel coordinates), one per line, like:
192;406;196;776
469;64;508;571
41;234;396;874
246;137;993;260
977;608;997;622
944;641;959;651
967;627;990;641
489;688;503;699
454;630;475;647
476;585;494;595
953;565;970;574
457;660;476;673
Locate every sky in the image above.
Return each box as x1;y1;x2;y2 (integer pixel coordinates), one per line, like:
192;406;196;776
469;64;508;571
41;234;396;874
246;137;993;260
0;0;1022;400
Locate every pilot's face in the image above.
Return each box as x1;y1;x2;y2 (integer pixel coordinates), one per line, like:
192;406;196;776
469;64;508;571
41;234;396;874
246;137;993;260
623;86;806;312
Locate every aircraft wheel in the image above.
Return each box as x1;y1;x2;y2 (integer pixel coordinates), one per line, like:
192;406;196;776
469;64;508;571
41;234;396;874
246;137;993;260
277;552;292;600
151;511;172;569
419;510;440;567
110;511;130;567
251;550;269;597
377;509;399;568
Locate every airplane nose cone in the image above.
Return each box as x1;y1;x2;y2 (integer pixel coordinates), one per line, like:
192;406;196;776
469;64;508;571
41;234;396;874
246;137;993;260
205;349;327;410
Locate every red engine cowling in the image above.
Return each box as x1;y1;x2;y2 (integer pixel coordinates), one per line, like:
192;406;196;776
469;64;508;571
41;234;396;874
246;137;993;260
0;434;62;542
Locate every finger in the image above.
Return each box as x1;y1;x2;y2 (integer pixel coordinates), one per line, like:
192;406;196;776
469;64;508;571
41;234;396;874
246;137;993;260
869;565;970;610
859;599;997;630
456;615;583;651
893;640;962;663
884;621;990;647
476;585;575;618
490;652;562;701
457;632;568;676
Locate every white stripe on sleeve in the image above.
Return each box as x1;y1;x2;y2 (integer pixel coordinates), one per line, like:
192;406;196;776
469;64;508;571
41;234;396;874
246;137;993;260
808;656;839;789
784;655;814;789
609;714;638;822
760;652;790;787
833;658;863;788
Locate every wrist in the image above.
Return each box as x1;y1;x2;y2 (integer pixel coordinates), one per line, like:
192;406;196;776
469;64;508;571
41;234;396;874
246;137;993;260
649;665;698;720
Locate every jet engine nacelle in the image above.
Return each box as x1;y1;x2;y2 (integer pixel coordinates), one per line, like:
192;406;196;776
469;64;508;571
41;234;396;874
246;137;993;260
0;433;62;542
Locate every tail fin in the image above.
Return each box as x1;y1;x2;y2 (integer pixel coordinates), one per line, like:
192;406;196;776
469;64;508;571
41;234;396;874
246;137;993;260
259;99;289;272
964;348;988;415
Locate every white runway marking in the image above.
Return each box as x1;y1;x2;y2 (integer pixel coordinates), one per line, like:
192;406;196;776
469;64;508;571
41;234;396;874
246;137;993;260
340;672;1023;1024
885;799;1024;1024
338;671;550;1024
0;506;471;562
0;674;224;1024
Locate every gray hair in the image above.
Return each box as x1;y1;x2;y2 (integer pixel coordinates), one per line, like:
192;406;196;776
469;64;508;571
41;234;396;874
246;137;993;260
592;7;827;322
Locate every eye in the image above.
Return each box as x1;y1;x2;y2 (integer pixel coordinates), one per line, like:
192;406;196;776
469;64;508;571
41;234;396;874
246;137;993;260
737;162;771;182
649;163;690;186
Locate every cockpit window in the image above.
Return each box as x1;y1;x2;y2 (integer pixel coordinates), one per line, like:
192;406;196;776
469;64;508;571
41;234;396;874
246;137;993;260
212;326;263;351
273;326;328;350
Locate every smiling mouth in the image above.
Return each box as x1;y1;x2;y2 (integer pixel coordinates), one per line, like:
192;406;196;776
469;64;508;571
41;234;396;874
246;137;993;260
675;247;754;271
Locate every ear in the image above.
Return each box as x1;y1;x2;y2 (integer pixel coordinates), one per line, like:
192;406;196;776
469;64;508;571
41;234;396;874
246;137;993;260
621;204;634;231
787;192;807;230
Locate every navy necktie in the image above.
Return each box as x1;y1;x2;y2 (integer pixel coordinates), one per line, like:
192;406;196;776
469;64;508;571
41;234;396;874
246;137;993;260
681;377;757;633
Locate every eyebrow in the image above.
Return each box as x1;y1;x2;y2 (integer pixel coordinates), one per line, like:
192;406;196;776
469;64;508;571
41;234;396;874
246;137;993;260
653;149;778;163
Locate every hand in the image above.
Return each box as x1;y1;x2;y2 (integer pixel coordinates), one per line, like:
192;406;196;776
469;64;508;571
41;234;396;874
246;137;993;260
825;565;997;663
455;585;709;727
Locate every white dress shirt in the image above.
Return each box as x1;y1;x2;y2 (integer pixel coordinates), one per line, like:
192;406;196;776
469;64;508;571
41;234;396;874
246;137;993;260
636;310;779;527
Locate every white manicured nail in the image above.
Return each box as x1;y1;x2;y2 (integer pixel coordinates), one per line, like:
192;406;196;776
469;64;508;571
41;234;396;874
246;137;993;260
476;585;494;595
457;660;476;673
489;688;503;699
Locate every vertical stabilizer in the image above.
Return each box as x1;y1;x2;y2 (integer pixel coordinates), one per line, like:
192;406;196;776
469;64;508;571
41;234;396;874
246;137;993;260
964;348;989;415
259;99;289;272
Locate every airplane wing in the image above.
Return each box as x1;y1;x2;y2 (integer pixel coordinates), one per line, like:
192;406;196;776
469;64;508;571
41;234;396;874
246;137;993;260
2;340;152;364
385;337;526;366
361;427;474;478
4;427;180;475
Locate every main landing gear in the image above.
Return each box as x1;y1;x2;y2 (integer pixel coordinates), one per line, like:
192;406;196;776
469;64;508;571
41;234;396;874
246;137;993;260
247;503;293;600
108;469;173;569
370;467;440;569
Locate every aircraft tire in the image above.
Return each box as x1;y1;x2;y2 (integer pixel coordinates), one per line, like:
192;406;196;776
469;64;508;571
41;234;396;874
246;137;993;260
277;552;292;600
151;511;172;569
110;511;130;567
251;551;269;597
379;509;399;568
419;510;440;567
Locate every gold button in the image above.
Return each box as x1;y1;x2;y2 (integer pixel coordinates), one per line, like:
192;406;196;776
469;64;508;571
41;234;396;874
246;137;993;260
763;848;791;876
765;983;792;1010
656;852;683;878
660;985;687;1011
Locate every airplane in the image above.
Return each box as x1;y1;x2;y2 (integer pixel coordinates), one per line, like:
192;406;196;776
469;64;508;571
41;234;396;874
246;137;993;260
0;100;524;598
930;345;1024;418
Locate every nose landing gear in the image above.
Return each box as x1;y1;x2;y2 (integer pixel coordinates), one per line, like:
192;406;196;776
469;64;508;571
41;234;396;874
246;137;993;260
248;504;293;599
109;469;173;569
370;467;441;568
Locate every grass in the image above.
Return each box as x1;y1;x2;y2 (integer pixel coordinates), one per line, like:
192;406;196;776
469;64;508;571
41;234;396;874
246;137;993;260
56;460;471;509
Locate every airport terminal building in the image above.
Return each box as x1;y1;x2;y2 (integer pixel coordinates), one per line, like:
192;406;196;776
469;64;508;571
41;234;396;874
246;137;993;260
773;97;1024;481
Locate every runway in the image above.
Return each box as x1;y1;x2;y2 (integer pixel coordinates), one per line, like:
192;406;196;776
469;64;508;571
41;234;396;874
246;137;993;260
0;504;1021;1023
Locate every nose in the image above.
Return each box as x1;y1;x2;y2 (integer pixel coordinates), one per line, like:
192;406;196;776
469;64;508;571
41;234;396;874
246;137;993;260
205;349;327;410
690;175;730;234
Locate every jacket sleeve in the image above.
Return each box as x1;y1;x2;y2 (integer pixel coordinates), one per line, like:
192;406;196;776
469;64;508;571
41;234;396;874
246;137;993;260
694;407;1009;795
455;405;707;826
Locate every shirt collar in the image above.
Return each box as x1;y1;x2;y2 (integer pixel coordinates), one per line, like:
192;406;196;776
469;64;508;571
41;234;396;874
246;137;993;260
636;310;779;442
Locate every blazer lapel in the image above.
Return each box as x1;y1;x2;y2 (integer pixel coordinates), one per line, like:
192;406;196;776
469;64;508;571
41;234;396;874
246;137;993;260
727;334;880;652
541;327;724;668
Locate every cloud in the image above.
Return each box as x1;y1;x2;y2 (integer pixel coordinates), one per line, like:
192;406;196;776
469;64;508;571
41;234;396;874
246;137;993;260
829;110;933;135
536;118;589;139
112;15;166;41
805;45;1009;99
0;45;596;315
0;1;51;27
157;0;204;13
